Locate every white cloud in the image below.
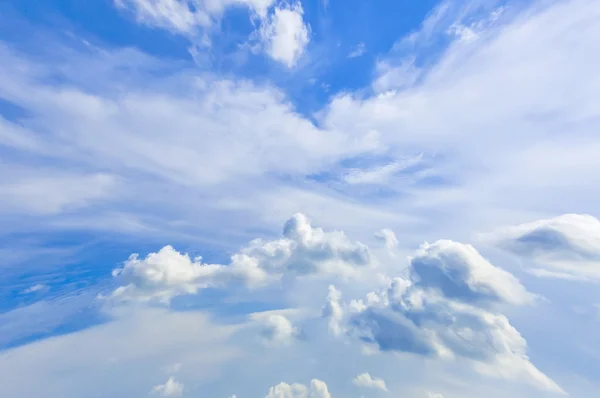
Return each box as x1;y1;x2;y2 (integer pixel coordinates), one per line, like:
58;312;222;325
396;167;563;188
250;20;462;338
259;315;300;346
22;284;48;294
108;213;374;302
258;2;310;67
348;43;366;58
374;229;398;249
410;240;534;306
3;1;600;396
489;214;600;281
322;285;344;336
352;372;387;391
109;245;226;303
151;377;184;396
265;379;331;398
325;240;563;394
0;306;240;398
115;0;275;34
0;172;116;215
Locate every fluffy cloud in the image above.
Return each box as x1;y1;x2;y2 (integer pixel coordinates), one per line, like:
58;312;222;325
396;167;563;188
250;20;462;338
109;213;373;302
352;372;387;391
258;2;310;67
490;214;600;281
259;315;300;346
151;377;184;396
109;245;227;302
322;285;344;336
265;379;331;398
410;240;534;306
374;229;398;249
325;240;563;394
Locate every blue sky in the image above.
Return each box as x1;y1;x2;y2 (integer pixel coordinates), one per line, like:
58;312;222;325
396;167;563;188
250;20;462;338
1;0;600;397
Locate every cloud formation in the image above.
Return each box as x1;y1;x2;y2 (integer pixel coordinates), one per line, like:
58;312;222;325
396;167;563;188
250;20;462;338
151;377;184;396
115;0;274;33
490;214;600;281
258;2;310;67
265;379;331;398
352;372;387;391
259;314;300;346
325;240;563;393
109;213;373;302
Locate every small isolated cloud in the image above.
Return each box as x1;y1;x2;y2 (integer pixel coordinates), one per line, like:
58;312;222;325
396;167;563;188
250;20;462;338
352;372;388;391
260;315;300;346
322;285;344;336
22;284;48;294
265;379;331;398
490;214;600;281
427;393;444;398
348;42;366;58
259;2;310;67
375;229;398;249
150;377;183;396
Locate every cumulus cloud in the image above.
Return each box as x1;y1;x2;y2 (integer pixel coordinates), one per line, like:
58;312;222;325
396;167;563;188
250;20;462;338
374;229;398;249
322;285;344;336
108;213;373;302
109;245;226;303
325;240;563;394
490;214;600;281
410;240;534;306
258;2;310;67
151;377;184;396
265;379;331;398
352;372;387;391
259;315;300;346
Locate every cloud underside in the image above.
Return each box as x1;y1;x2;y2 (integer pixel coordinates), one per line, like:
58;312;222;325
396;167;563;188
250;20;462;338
491;214;600;281
323;238;563;393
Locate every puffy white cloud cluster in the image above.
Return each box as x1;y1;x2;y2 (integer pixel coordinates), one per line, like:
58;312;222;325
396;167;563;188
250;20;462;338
490;214;600;281
265;379;331;398
110;245;226;302
151;377;184;396
324;239;563;393
109;213;373;302
352;372;387;391
115;0;310;67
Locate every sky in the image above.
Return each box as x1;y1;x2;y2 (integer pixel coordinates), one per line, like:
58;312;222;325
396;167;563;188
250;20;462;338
1;0;600;397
